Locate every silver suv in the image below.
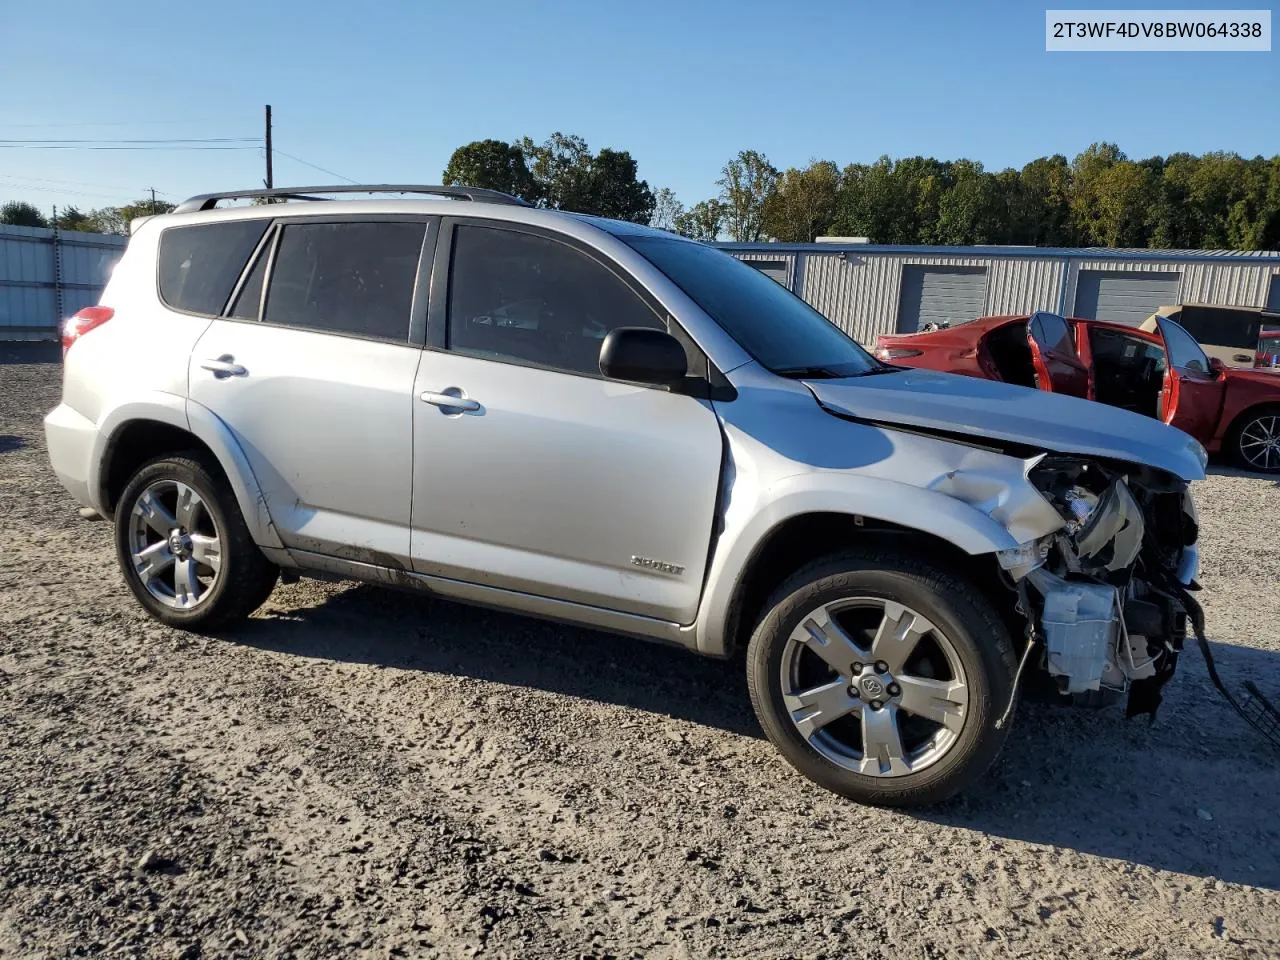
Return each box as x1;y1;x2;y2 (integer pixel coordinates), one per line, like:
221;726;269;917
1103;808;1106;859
45;185;1208;807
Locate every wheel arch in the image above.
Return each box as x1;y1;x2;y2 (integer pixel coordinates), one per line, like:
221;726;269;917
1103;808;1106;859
1223;400;1280;471
93;397;284;550
695;481;1027;659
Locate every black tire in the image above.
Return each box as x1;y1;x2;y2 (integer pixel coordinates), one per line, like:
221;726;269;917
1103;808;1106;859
746;548;1016;808
113;453;278;631
1226;404;1280;474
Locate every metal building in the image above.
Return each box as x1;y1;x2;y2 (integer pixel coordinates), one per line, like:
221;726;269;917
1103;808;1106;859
718;242;1280;344
0;224;127;341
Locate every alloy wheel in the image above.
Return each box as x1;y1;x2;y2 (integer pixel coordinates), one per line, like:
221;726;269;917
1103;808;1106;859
1238;414;1280;471
126;479;222;609
779;597;969;777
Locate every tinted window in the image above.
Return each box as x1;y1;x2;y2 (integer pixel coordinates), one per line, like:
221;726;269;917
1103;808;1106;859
621;236;878;378
1175;306;1260;350
1160;319;1210;374
158;220;270;316
263;221;425;342
1029;312;1073;356
228;240;270;320
448;225;663;376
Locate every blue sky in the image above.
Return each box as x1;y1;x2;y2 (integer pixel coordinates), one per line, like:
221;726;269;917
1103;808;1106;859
2;0;1276;215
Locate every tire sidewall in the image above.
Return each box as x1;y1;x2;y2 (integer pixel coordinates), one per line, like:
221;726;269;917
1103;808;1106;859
1231;407;1280;474
113;457;240;627
748;556;1014;806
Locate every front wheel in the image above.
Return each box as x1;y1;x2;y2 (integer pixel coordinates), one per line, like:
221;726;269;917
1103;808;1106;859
1229;406;1280;473
113;453;279;630
746;549;1016;807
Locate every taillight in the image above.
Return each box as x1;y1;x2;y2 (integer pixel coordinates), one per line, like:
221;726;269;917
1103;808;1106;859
876;346;923;361
61;307;114;358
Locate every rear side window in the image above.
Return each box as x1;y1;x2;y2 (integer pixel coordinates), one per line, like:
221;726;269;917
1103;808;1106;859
262;221;425;342
158;220;270;316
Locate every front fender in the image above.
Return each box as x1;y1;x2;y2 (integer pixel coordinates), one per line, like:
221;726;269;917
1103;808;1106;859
693;473;1026;657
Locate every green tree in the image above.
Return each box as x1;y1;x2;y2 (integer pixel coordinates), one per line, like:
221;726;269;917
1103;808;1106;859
760;160;839;242
649;187;684;232
584;148;654;223
717;150;778;242
1015;155;1074;246
1;201;48;228
83;199;176;236
515;133;653;221
53;206;95;232
673;199;725;241
442;138;538;202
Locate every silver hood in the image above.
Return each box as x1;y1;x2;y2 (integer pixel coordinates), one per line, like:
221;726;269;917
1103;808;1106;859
806;369;1207;482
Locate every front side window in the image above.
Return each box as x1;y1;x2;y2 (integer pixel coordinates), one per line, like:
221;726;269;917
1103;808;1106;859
1029;311;1074;356
620;235;879;378
447;225;664;376
262;221;426;342
1159;318;1210;374
158;220;270;316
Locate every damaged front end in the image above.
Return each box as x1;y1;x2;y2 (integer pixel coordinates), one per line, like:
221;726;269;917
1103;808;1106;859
1005;456;1200;720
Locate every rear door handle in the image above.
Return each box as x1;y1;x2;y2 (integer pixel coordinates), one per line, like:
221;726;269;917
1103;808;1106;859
420;390;480;412
199;356;247;378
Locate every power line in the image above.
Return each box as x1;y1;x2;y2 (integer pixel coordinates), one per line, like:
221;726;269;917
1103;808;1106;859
273;148;359;184
0;174;173;194
0;137;258;145
1;119;222;128
0;145;259;151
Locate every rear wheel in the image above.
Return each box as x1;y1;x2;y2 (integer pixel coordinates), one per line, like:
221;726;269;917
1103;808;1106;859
1229;406;1280;473
113;453;278;630
746;548;1016;807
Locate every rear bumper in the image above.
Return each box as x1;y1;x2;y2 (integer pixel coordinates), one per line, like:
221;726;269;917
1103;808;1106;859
44;403;102;514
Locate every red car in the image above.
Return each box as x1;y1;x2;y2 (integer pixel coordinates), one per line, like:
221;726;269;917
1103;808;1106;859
875;312;1280;473
1258;329;1280;368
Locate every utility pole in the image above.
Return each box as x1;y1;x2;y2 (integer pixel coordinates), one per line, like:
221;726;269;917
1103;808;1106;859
264;104;274;191
148;187;157;205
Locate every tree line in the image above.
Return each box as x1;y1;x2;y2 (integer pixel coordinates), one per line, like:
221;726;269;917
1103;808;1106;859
0;198;175;234
443;136;1280;250
6;138;1277;250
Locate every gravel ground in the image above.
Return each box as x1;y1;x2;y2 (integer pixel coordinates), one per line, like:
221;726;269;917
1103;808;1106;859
2;345;1279;960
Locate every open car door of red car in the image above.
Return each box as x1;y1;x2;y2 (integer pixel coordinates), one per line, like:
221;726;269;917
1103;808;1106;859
1026;311;1090;397
1141;315;1227;442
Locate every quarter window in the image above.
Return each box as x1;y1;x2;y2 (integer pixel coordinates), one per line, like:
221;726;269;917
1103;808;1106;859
447;225;664;376
262;221;426;342
158;220;270;316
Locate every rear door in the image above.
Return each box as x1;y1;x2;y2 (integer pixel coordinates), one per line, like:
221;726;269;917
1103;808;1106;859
1027;311;1089;397
408;219;724;624
1150;317;1227;442
188;216;433;566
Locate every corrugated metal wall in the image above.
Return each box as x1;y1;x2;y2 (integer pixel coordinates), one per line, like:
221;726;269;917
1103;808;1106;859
0;225;126;340
727;245;1280;345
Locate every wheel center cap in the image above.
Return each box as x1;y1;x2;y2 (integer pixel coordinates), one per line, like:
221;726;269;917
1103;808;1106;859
168;530;191;558
859;675;885;699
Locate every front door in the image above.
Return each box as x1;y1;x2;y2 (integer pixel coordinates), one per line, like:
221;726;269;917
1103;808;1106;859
189;217;431;565
1150;316;1227;443
409;221;724;624
1027;311;1089;397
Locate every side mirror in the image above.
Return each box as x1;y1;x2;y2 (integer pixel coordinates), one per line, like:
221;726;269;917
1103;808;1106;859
1208;356;1226;377
598;327;687;386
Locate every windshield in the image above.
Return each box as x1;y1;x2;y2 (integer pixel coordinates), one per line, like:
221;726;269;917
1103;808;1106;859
620;236;880;378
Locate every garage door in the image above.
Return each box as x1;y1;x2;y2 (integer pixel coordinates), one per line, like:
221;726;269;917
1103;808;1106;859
897;266;987;333
742;258;790;288
1074;270;1180;326
1266;274;1280;313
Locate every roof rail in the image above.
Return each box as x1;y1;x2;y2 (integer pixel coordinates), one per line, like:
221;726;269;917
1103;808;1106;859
172;184;533;214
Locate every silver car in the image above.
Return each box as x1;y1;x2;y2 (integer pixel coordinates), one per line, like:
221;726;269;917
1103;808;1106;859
45;185;1207;807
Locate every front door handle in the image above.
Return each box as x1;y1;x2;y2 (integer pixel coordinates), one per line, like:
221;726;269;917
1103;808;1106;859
420;389;480;413
199;356;247;378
